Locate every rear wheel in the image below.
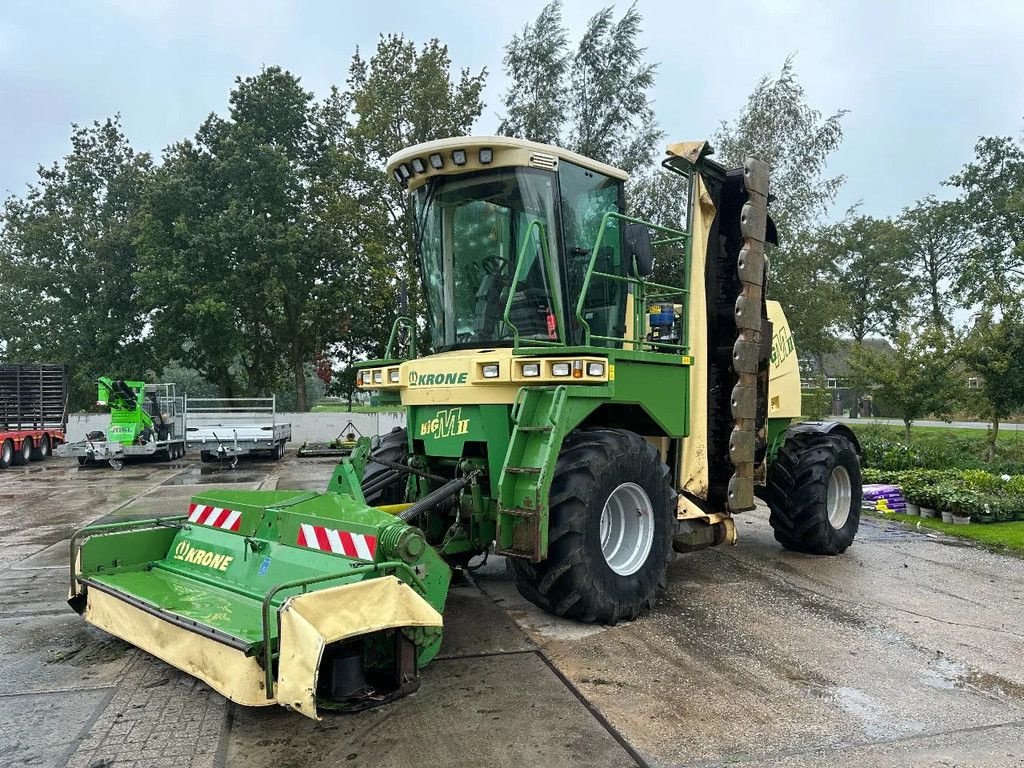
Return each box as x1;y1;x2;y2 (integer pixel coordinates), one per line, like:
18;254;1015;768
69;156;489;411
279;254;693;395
200;451;214;464
508;428;674;624
765;432;861;555
16;437;33;465
362;428;408;505
0;439;13;469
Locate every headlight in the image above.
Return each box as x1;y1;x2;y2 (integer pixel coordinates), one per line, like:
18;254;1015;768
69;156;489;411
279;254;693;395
482;364;499;379
587;362;605;377
372;370;383;384
388;369;400;383
429;153;444;169
551;362;570;377
521;363;540;377
452;149;467;166
479;148;493;164
361;371;372;385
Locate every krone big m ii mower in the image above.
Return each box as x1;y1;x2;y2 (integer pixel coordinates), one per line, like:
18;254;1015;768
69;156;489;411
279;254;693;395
69;136;862;718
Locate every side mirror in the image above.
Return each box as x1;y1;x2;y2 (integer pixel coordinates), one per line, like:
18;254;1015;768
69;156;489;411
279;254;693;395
623;222;653;278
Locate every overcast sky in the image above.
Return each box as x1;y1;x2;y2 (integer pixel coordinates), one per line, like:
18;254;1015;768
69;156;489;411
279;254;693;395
1;0;1022;220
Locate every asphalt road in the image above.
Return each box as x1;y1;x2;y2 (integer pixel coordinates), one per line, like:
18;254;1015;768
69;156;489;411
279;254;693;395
0;453;1022;767
837;417;1024;432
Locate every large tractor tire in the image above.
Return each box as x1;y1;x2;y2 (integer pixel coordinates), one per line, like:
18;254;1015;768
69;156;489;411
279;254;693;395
765;432;861;555
362;427;408;506
508;428;675;624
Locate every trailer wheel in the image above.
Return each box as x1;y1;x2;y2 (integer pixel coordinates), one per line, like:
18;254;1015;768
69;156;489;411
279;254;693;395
16;436;33;465
77;456;88;466
509;428;675;624
362;428;408;506
0;439;13;469
275;440;285;460
765;432;862;555
200;451;214;464
30;434;51;460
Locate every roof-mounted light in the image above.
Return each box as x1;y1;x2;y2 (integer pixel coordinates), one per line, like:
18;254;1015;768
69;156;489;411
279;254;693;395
392;170;404;184
479;148;493;164
429;153;444;169
452;149;467;166
411;158;426;174
399;164;412;180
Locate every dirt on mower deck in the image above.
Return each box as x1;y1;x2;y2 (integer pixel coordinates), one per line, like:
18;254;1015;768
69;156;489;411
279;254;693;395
1;455;1023;767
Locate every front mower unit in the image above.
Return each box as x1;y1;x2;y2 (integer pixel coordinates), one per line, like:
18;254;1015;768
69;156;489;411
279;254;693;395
69;486;450;718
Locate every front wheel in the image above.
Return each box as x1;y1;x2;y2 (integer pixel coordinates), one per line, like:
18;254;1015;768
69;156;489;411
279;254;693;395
765;432;862;555
508;428;675;624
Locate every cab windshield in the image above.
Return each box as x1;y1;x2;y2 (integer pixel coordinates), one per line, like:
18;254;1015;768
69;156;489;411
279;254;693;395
415;168;562;351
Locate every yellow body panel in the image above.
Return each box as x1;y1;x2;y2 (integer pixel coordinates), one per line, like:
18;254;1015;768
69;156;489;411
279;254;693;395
767;300;802;418
83;589;273;707
277;576;443;719
360;348;610;406
677;175;716;501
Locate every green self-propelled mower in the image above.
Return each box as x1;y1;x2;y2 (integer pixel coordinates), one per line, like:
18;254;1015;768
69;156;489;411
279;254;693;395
70;136;863;719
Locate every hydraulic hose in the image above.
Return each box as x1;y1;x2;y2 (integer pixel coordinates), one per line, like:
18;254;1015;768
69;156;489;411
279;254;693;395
398;471;481;524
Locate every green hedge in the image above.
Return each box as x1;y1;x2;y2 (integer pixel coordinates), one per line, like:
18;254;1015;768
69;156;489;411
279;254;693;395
862;467;1024;523
855;425;1024;475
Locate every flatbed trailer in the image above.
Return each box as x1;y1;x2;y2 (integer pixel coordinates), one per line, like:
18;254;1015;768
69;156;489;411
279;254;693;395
185;396;291;467
0;364;68;468
57;383;187;469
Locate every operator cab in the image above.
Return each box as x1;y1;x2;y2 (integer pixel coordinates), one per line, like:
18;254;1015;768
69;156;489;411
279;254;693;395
390;137;660;353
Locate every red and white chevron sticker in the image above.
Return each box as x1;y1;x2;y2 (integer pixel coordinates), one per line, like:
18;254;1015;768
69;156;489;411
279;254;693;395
297;523;377;561
188;503;242;532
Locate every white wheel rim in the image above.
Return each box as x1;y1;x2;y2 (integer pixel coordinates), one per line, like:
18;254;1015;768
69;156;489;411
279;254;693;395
2;443;10;463
827;465;852;529
599;482;655;576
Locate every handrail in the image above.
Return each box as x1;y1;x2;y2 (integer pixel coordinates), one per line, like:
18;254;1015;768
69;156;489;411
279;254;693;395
572;211;690;352
385;316;418;360
501;219;566;347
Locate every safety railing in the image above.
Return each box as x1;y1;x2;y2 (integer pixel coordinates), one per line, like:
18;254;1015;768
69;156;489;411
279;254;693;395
384;316;418;360
501;219;567;348
573;211;691;354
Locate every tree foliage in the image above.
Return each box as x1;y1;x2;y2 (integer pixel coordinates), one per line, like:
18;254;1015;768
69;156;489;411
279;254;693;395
963;310;1024;459
849;324;963;440
0;117;152;407
897;196;970;327
947;135;1024;310
499;1;660;173
714;57;847;365
827;214;915;342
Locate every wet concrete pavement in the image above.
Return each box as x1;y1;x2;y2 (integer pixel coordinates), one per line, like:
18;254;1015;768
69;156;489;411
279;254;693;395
1;454;1022;767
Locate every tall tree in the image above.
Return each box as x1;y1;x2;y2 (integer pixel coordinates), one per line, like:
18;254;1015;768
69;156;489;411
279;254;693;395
897;196;970;327
828;214;915;342
138;67;377;409
498;0;569;144
849;324;963;441
715;57;847;364
963;310;1024;460
499;2;661;173
947;135;1024;310
346;35;486;328
0;117;152;407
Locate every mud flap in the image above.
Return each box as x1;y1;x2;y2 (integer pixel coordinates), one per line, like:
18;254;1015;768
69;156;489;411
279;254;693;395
276;575;443;719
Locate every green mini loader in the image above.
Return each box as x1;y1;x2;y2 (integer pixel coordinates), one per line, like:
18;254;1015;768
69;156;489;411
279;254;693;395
69;137;862;719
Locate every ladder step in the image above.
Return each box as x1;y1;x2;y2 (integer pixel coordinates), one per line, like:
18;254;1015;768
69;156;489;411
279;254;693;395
504;466;541;475
515;425;552;433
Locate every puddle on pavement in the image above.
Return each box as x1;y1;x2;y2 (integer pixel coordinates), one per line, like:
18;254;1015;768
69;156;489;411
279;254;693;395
807;684;902;739
919;652;1024;699
162;468;262;485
